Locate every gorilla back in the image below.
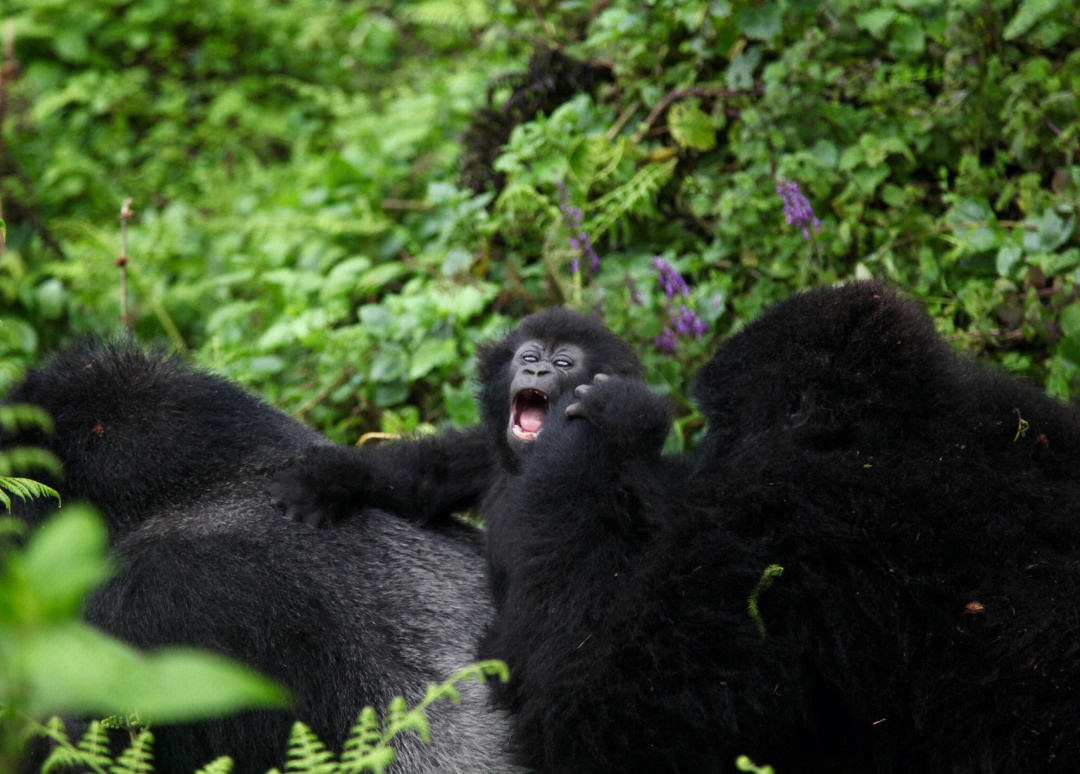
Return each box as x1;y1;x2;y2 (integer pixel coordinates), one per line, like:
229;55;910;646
4;341;517;774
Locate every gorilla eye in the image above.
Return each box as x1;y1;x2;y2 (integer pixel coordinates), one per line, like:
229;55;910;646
553;357;573;368
521;352;539;363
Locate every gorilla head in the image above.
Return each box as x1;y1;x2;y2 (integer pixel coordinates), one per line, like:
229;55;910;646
476;308;642;467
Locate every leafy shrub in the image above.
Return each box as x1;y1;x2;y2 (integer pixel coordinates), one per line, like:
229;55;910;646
0;0;1077;445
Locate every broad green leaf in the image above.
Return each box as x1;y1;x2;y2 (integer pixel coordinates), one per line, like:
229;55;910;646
738;3;783;40
1023;209;1075;253
856;8;898;37
0;506;111;624
668;102;717;152
1003;0;1060;39
996;244;1023;277
1060;303;1080;339
16;622;289;721
891;16;926;54
409;339;457;380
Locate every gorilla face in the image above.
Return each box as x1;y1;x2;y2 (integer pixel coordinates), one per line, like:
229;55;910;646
506;340;586;456
477;308;644;470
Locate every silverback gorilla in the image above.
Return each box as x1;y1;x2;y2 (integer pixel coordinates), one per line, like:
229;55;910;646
3;342;520;774
281;287;1080;773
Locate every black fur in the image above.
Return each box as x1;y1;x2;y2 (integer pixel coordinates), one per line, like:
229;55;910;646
479;283;1080;772
270;307;642;523
4;341;520;774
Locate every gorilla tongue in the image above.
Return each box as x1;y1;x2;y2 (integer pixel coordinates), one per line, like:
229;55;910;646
519;406;545;434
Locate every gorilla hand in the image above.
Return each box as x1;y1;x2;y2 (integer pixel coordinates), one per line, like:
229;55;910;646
564;373;671;460
268;445;370;527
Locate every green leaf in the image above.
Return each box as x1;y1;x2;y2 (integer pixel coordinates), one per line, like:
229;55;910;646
409;339;457;380
1060;303;1080;339
35;279;66;321
16;622;290;721
856;8;898;37
1058;334;1080;367
891;16;926;54
1024;209;1075;253
1003;0;1060;39
738;3;783;41
996;244;1023;277
0;506;111;624
667;102;717;152
431;284;494;320
852;166;890;194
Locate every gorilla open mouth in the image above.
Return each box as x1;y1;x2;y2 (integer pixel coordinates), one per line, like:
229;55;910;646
512;389;549;441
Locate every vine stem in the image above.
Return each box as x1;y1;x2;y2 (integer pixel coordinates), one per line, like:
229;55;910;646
117;198;133;334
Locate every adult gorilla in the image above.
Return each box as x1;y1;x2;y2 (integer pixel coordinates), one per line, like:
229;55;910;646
286;289;1080;773
4;342;520;774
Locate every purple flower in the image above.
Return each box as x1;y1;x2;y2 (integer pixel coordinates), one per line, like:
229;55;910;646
654;327;679;353
654;305;708;353
776;179;821;240
673;305;708;339
557;182;601;273
652;257;691;299
571;258;580;274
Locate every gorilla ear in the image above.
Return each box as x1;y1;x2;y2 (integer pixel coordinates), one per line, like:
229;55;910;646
785;389;813;429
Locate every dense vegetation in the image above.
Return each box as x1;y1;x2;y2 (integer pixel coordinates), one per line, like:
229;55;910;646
1;0;1079;449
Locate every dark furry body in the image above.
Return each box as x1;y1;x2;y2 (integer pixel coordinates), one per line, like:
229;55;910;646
4;342;518;774
479;284;1080;773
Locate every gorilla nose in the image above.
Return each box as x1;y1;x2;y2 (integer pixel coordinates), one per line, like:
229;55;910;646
525;366;552;376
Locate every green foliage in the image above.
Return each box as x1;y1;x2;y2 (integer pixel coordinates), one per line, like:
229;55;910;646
3;0;1078;445
36;719;234;774
736;755;776;774
28;662;508;774
0;402;62;507
748;564;784;640
0;508;290;767
0;476;58;511
281;661;508;774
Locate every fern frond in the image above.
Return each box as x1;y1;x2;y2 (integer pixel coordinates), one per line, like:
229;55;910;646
0;445;62;477
0;404;53;434
382;695;430;746
78;721;114;759
283;721;336;774
193;757;235;774
0;444;61;474
341;706;393;774
110;729;154;774
588;159;676;242
0;476;61;511
747;564;785;639
42;720;112;774
494;182;556;229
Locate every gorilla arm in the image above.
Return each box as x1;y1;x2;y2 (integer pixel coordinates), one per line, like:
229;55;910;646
269;425;493;527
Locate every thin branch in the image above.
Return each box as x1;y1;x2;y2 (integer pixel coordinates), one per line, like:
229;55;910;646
381;198;432;212
117;198;133;334
606;99;641;141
